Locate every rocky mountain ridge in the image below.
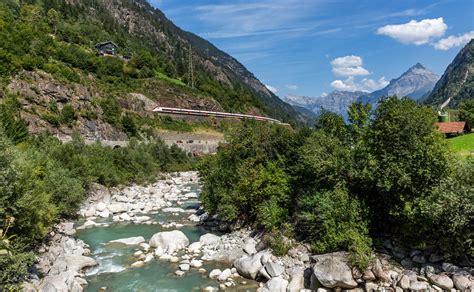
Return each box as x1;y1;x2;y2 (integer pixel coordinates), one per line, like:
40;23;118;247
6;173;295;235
424;39;474;108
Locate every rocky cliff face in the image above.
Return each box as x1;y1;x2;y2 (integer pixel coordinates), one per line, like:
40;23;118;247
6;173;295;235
284;91;366;120
424;40;474;108
359;63;440;105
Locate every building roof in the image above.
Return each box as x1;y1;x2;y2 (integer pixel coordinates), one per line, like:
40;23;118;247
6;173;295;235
95;41;118;48
435;122;467;134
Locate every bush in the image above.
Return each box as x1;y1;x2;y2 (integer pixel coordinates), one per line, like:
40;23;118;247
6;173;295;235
297;185;372;270
60;104;76;126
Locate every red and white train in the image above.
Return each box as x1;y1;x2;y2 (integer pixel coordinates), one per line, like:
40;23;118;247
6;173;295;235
153;106;288;125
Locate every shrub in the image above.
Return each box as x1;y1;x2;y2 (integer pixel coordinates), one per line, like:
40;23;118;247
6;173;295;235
297;185;372;270
60;104;76;126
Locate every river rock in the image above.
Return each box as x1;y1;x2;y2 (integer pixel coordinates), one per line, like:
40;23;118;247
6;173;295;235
149;230;189;254
108;203;127;213
131;261;145;268
96;202;107;212
188;242;201;253
265;262;284;277
372;259;390;282
209;269;222;279
243;242;257;255
452;273;472;290
215;268;230;282
179;264;190;271
190;259;203;268
64;255;97;273
311;252;357;289
428;274;454;290
200;233;220;246
287;269;305;292
410;281;428;291
262;276;288;292
234;250;270;280
109;236;145;245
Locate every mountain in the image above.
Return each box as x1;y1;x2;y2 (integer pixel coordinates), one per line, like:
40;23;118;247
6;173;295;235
424;40;474;108
284;91;366;120
358;63;440;105
0;0;306;141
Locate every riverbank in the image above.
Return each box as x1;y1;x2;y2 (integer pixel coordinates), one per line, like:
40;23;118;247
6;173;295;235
24;172;473;291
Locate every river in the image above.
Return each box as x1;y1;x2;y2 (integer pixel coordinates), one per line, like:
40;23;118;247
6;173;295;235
74;179;259;291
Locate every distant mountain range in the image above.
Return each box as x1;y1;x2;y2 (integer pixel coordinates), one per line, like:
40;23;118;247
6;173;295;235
286;63;441;119
424;39;474;109
284;91;366;120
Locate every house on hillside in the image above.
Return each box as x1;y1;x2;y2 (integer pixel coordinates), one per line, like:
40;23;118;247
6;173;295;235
95;41;118;56
436;122;469;136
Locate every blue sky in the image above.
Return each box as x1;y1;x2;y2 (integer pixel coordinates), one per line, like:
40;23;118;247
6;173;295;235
151;0;473;98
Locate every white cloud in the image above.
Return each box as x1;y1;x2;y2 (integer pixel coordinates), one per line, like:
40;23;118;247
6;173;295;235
434;31;474;50
321;92;328;97
331;55;363;67
377;18;447;45
332;66;370;77
285;84;299;90
265;84;278;94
331;55;370;77
331;76;388;92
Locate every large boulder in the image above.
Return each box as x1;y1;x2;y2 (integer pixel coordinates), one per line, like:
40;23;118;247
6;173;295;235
199;233;220;246
108;203;127;214
233;250;270;280
63;255;97;273
109;236;145;245
265;262;284;277
428;273;454;290
452;273;473;290
262;276;288;292
287;269;305;292
311;252;357;289
149;230;189;254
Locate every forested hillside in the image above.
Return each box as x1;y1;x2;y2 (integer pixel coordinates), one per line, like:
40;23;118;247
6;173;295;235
0;0;304;141
425;39;474;108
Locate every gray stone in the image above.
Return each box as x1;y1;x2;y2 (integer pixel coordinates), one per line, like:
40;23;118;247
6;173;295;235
233;250;269;280
63;255;97;273
441;262;460;273
149;230;189;254
311;252;357;289
428;274;453;290
287;270;305;292
372;259;390;283
109;236;145;246
209;269;222;279
108;203;127;213
412;254;427;264
218;268;232;282
398;274;411;290
265;262;284;277
262;276;288;292
401;258;414;268
428;253;446;263
452;273;472;290
199;233;220;246
410;281;428;291
179;264;190;271
243;242;257;255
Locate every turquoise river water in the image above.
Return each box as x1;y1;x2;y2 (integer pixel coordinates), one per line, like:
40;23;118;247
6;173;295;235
75;183;258;292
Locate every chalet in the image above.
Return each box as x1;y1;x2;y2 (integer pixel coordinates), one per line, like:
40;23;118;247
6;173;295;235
435;122;469;136
95;41;118;56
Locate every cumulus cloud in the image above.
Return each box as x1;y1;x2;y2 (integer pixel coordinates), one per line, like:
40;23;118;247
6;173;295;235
377;18;447;45
331;55;363;67
331;76;388;92
434;31;474;50
331;55;370;77
285;84;299;90
265;84;278;94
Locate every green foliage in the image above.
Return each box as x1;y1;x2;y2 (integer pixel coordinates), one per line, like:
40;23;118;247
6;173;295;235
297;185;372;270
413;158;474;257
0;96;29;144
99;96;122;127
363;97;450;230
459;99;474;129
60;104;76;126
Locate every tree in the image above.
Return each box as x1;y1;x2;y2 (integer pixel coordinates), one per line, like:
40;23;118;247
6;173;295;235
364;97;450;231
348;101;372;144
47;8;59;34
459;99;474;129
314;110;347;142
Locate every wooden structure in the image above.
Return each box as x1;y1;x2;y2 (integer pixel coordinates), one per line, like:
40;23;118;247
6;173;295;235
95;41;118;56
435;122;469;136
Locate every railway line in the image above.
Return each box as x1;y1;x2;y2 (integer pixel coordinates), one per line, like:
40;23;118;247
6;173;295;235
152;106;290;126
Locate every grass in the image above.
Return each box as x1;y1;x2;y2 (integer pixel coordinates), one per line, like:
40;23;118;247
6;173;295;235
448;133;474;156
155;71;187;87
